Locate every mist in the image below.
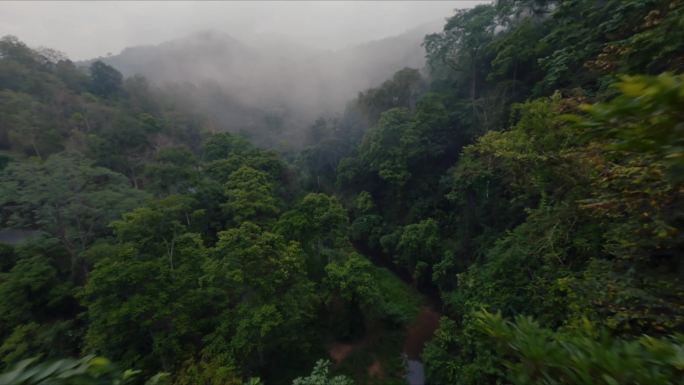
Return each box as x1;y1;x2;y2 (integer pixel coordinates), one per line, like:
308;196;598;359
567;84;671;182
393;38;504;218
0;1;485;60
1;1;488;148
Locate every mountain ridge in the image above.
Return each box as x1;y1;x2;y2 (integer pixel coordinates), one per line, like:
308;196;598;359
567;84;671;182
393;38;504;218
79;21;441;147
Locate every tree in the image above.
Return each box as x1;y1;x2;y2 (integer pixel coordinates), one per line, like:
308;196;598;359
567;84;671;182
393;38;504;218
0;355;160;385
202;222;318;373
359;108;415;187
82;233;206;372
357;68;425;125
324;254;380;307
86;197;208;372
478;310;684;385
89;115;156;188
0;91;60;158
0;153;147;279
575;74;684;176
223;166;280;224
292;360;354;385
110;195;202;270
277;193;349;274
0;238;79;368
0;255;65;334
425;5;498;106
144;147;199;196
395;219;441;284
89;61;122;97
203;133;252;162
323;254;380;339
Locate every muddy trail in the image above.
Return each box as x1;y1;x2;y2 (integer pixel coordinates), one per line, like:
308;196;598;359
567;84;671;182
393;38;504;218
403;306;441;360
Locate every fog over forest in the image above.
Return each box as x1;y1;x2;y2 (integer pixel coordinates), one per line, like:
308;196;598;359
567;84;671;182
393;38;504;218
85;22;441;147
1;1;483;147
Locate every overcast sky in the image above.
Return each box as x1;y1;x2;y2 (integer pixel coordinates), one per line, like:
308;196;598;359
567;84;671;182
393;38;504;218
0;1;487;60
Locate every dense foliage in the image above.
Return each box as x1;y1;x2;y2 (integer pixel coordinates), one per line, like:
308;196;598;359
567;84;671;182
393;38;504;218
1;0;684;384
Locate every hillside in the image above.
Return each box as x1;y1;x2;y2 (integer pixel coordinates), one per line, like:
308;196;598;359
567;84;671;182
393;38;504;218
84;22;440;148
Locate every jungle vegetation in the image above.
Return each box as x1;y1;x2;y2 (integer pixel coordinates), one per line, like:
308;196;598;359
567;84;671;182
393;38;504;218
1;1;683;384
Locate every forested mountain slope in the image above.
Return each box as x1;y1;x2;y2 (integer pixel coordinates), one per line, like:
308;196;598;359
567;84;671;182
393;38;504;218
85;23;439;149
1;1;684;385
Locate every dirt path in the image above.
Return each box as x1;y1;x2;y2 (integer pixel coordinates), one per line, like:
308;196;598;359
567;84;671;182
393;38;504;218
403;306;441;359
328;342;361;364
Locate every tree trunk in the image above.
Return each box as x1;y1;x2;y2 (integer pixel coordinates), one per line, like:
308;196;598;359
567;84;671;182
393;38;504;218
31;138;42;159
471;55;478;123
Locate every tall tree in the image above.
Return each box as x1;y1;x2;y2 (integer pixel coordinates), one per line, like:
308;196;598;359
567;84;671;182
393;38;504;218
0;153;147;279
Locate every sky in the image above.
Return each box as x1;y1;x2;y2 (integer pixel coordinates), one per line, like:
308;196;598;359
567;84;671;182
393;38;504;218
0;1;488;61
